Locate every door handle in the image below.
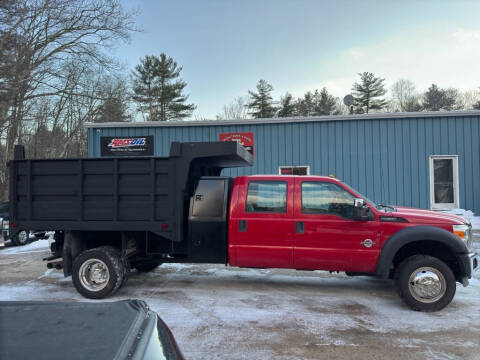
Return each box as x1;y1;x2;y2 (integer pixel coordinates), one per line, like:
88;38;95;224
296;222;305;234
238;220;247;232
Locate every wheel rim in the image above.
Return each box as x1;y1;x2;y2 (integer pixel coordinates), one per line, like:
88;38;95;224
78;258;110;292
408;266;446;303
18;231;28;244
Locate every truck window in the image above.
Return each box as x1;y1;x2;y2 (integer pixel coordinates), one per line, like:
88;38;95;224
246;181;287;213
301;182;356;218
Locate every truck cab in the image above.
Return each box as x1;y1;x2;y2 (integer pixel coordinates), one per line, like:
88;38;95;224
227;175;478;311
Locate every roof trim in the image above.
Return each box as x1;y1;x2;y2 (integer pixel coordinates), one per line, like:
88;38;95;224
84;110;480;128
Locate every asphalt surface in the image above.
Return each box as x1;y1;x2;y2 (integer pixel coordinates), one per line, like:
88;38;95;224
0;240;479;360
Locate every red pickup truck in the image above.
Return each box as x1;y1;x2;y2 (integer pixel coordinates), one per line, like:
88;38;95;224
227;175;477;311
8;142;478;311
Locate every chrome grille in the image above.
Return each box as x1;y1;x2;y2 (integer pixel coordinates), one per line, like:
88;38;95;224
467;226;473;251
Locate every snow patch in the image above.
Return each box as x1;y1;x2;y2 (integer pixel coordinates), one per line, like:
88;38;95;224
0;239;49;255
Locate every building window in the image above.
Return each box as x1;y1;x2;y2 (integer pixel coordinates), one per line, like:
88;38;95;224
429;155;459;210
279;166;310;175
246;181;287;213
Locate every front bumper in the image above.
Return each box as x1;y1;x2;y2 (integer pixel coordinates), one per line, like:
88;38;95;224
458;252;479;280
469;252;479;274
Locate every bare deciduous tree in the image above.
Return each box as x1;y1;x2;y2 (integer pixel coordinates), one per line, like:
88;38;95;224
390;79;417;112
216;96;249;120
0;0;136;200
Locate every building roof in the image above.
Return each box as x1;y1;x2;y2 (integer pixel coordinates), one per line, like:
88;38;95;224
84;110;480;128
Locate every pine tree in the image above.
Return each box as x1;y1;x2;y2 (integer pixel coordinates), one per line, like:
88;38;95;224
132;54;195;121
95;77;130;123
313;87;337;115
247;79;276;118
352;72;388;113
277;93;296;117
474;87;480;110
295;91;314;116
131;55;158;121
422;84;458;111
403;96;423;112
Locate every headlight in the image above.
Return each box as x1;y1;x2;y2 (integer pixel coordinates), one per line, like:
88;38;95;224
453;224;472;251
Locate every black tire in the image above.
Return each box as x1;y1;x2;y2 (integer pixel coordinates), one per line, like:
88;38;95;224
133;260;163;272
12;230;29;246
394;255;456;312
72;246;125;299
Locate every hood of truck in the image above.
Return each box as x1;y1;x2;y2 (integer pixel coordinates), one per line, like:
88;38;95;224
385;206;466;225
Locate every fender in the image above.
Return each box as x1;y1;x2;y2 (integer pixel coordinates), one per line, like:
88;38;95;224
375;225;469;278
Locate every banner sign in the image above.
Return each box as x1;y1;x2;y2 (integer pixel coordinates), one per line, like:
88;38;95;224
219;132;254;158
100;136;154;157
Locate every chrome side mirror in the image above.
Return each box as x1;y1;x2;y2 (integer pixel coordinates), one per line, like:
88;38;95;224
354;198;365;208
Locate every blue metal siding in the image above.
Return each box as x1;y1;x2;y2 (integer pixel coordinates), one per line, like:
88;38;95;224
87;114;480;213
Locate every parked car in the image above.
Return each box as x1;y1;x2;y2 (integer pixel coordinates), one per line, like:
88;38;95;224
0;217;4;248
8;142;479;311
0;201;49;246
0;299;184;360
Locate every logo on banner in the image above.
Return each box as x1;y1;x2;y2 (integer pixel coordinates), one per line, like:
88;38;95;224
219;132;254;157
108;138;146;148
101;135;154;157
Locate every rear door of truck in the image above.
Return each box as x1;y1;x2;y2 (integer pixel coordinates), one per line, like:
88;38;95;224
228;176;294;268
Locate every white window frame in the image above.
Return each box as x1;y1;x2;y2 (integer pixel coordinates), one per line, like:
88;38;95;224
278;166;310;175
429;155;459;210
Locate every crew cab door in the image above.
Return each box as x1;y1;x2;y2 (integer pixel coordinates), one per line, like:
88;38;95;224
293;179;380;273
229;177;294;268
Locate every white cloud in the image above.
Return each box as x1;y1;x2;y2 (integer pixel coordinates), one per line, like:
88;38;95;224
314;27;480;97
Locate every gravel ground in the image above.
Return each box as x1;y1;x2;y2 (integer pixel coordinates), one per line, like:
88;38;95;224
0;239;479;360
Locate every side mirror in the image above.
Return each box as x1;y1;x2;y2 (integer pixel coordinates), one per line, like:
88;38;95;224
354;198;365;208
353;198;370;221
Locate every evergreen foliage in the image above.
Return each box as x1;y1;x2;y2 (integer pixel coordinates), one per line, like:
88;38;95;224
352;72;388;113
247;80;276;118
296;91;314;116
313;87;337;115
132;54;195;121
422;84;457;111
277;93;296;117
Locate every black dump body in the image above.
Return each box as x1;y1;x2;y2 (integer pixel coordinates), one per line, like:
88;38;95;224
8;142;252;249
0;300;184;360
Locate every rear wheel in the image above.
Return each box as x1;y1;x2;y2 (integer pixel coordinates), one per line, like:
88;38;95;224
395;255;456;312
12;230;29;246
133;260;163;272
72;246;125;299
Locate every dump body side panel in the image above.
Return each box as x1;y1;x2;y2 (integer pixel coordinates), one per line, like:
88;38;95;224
8;142;252;249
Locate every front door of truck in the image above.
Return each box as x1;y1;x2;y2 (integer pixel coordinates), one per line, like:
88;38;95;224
231;178;294;268
293;179;380;273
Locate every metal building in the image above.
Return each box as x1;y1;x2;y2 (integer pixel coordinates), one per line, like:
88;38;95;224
86;111;480;213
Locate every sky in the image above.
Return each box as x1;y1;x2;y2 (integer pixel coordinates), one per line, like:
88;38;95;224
114;0;480;119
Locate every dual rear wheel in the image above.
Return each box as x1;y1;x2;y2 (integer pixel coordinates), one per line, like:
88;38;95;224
72;246;162;299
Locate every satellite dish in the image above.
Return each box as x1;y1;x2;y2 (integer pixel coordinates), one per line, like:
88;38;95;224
343;94;354;106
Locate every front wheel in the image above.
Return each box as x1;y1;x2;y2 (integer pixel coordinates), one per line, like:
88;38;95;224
12;230;29;246
395;255;456;312
72;246;125;299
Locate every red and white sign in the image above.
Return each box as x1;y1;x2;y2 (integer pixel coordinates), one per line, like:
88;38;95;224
219;132;254;158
